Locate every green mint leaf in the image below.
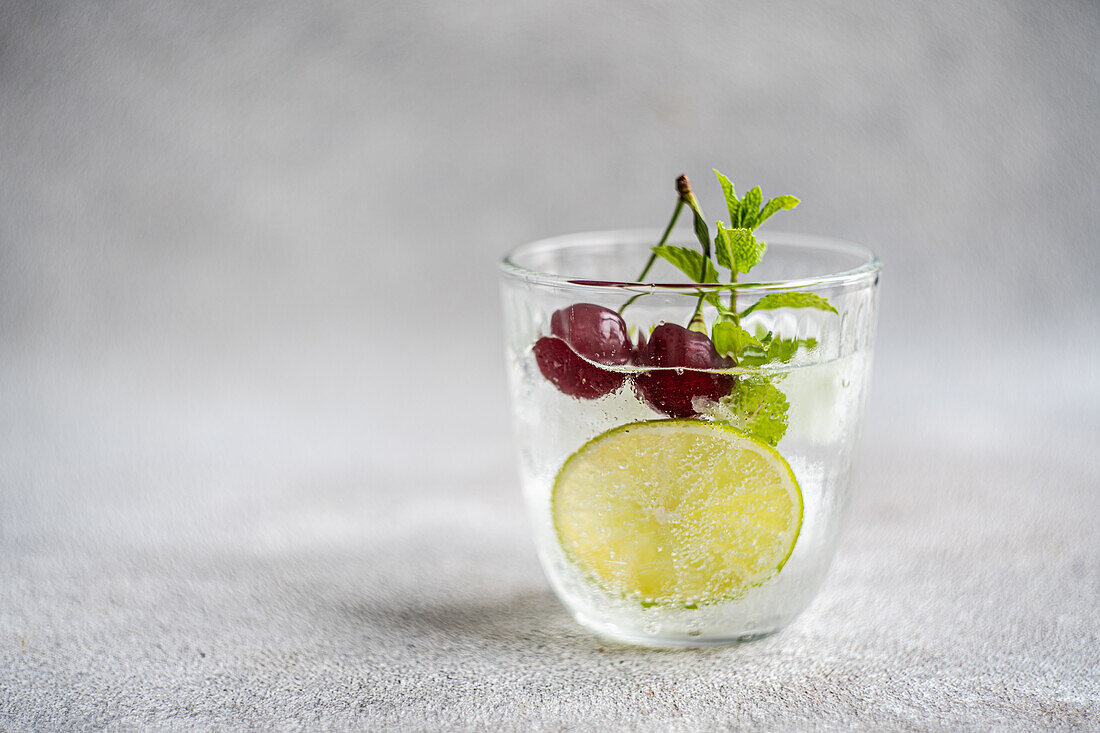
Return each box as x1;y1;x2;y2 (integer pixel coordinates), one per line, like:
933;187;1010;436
738;336;818;366
738;344;769;366
652;244;723;309
740;186;762;228
714;170;739;225
711;320;760;357
756;195;800;227
740;292;838;316
713;223;733;270
652;244;720;283
714;375;790;447
718;225;767;274
768;335;818;362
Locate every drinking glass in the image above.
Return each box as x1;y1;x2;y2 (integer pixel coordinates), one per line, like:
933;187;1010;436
500;229;881;647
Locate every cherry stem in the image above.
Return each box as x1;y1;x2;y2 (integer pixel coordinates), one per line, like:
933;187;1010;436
618;199;684;315
675;175;712;322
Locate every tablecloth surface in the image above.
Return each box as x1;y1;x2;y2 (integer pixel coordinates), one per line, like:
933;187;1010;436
3;336;1098;730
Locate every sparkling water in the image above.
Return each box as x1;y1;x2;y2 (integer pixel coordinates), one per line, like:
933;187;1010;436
506;347;873;646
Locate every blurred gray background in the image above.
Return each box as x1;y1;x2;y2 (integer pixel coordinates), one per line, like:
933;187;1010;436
2;1;1098;728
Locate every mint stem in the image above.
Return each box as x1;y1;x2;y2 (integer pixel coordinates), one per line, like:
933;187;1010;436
619;199;683;315
729;271;738;322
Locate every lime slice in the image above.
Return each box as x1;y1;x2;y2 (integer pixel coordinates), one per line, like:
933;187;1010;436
553;419;802;607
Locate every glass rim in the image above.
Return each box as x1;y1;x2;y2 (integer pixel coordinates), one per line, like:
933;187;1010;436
500;228;881;294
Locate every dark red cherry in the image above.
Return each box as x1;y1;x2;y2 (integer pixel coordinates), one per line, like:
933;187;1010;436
533;336;625;399
550;304;632;365
634;322;735;418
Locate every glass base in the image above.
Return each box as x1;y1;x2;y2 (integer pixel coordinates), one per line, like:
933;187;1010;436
574;611;783;649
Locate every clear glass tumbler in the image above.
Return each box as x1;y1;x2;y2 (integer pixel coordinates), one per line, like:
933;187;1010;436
500;229;880;647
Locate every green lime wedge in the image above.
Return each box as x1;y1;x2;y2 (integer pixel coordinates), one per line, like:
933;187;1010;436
553;419;802;607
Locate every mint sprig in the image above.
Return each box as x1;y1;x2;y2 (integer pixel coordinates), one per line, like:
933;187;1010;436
704;375;790;447
626;169;842;446
643;170;834;360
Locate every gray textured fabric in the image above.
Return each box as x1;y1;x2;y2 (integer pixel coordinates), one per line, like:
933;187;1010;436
2;349;1099;729
2;0;1099;729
